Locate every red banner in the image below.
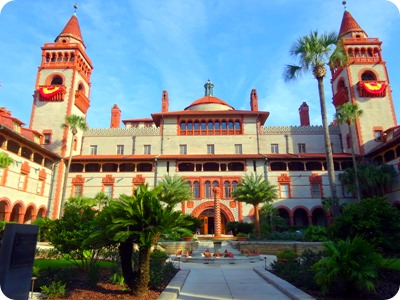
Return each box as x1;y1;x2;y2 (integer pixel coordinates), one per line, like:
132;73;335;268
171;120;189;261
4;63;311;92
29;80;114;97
361;82;386;94
38;86;63;98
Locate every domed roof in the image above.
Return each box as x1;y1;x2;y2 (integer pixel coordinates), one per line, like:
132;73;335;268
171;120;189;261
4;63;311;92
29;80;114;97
184;80;234;111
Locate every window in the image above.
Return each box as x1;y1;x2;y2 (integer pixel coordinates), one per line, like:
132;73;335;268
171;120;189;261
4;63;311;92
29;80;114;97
104;185;113;198
298;143;306;153
36;179;44;195
361;71;376;81
74;185;83;197
374;130;383;141
117;145;124;155
280;184;290;198
204;181;211;198
90;145;98;155
180;144;187;155
43;132;52;144
193;181;200;198
271;144;279;154
311;183;322;198
207;144;215;154
18;174;27;190
50;75;63;85
346;134;351;149
144;145;151;155
235;144;242;154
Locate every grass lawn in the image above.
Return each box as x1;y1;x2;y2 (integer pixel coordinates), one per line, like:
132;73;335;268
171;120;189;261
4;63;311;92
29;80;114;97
381;258;400;270
34;259;114;270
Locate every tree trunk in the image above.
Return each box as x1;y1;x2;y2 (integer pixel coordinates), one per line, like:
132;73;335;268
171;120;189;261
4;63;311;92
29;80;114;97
118;241;135;292
134;245;151;295
254;204;260;238
59;132;76;217
317;77;339;217
348;123;361;200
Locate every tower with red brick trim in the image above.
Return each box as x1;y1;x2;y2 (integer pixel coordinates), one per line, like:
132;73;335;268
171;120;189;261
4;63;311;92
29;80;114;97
29;12;93;218
331;10;397;155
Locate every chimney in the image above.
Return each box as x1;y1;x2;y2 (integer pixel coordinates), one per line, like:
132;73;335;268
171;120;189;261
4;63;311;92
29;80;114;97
110;104;121;128
250;89;258;111
299;102;310;126
162;90;169;112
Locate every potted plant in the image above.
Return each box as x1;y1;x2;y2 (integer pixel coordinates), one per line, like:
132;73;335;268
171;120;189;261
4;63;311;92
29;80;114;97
236;232;248;241
181;233;194;241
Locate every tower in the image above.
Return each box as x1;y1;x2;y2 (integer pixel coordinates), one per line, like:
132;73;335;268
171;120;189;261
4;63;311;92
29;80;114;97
30;12;93;155
29;12;93;218
331;10;397;155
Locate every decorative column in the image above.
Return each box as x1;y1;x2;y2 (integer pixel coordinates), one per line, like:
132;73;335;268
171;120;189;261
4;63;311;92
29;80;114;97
213;187;221;238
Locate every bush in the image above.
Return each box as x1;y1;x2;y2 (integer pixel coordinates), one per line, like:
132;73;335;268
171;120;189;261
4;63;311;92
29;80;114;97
35;267;76;292
33;217;53;242
271;249;323;291
276;249;298;260
328;197;400;253
303;226;328;242
313;236;382;296
149;250;177;291
267;230;302;241
226;221;254;235
40;281;67;299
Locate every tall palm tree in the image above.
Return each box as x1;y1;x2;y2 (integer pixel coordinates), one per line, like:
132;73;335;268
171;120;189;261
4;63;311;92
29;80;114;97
335;102;363;200
92;184;193;295
0;152;13;168
60;114;88;216
156;175;193;206
232;174;277;238
283;31;346;217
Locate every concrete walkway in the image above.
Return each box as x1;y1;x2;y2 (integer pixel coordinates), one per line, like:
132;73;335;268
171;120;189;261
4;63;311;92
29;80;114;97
159;255;315;300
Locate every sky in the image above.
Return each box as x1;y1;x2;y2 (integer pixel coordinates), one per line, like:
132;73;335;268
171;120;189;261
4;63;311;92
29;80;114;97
0;0;399;129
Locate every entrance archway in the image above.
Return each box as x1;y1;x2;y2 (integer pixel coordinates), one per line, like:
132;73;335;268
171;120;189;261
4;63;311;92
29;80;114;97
192;201;235;235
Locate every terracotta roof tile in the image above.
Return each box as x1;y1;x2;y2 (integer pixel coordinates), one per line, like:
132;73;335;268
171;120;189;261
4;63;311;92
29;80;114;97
56;14;84;46
339;10;364;37
185;96;234;110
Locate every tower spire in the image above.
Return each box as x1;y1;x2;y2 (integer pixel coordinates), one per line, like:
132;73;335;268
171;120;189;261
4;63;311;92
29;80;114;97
55;7;85;47
338;9;367;38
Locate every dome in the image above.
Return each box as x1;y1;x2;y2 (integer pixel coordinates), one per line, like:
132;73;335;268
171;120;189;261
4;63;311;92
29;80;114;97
184;80;234;111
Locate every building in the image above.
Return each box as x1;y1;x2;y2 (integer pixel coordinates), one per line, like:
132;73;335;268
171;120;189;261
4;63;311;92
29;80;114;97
1;10;399;232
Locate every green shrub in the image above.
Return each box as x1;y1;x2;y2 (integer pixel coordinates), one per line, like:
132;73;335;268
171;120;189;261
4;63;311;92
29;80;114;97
328;197;400;253
271;249;323;291
33;217;53;242
313;236;382;296
303;225;328;242
40;281;67;298
35;267;76;291
267;231;302;241
149;250;173;291
276;249;298;260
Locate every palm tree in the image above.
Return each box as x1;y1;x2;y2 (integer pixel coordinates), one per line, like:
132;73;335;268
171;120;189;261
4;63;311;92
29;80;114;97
232;174;277;238
156;175;193;206
60;114;88;216
0;152;13;168
91;184;193;295
283;31;346;217
335;102;363;200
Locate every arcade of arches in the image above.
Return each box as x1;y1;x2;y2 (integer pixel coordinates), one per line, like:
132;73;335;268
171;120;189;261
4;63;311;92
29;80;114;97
277;206;329;226
0;198;47;224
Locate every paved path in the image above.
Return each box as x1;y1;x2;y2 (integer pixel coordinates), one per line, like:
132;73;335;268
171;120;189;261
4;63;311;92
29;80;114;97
176;261;291;300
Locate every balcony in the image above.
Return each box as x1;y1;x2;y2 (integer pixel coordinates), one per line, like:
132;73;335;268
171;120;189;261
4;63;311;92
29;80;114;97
333;87;349;107
37;85;65;102
357;81;387;98
74;90;90;114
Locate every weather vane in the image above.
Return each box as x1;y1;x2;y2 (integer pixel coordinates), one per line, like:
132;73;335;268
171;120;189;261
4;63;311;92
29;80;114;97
342;1;347;10
74;3;78;13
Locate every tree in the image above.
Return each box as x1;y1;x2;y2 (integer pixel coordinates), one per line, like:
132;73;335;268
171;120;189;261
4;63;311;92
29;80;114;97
335;102;363;200
156;175;193;206
232;174;277;238
89;184;193;295
60;114;88;216
0;152;13;168
283;31;346;217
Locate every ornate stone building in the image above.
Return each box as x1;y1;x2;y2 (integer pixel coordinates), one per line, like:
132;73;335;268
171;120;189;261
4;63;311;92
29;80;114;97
1;10;399;232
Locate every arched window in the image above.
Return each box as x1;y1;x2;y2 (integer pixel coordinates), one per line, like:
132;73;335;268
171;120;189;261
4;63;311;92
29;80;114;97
221;121;227;130
187;121;193;130
204;181;211;198
361;71;376;81
224;181;230;198
78;83;85;91
215;122;220;130
194;121;200;130
207;121;213;131
228;121;234;130
235;121;241;130
232;181;238;194
193;181;200;198
180;122;186;131
201;121;206;130
51;75;63;85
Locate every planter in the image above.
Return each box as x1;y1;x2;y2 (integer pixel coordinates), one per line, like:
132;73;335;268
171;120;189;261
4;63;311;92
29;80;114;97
236;237;248;241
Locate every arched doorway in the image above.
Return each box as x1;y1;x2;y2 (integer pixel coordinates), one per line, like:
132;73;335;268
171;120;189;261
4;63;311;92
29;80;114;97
191;202;235;235
198;209;229;235
10;204;23;223
311;207;326;226
293;208;308;226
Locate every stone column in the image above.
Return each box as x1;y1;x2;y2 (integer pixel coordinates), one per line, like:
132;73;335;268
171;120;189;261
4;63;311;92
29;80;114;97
213;187;221;238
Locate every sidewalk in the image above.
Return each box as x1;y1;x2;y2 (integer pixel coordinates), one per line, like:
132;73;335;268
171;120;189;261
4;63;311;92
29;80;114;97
159;255;315;300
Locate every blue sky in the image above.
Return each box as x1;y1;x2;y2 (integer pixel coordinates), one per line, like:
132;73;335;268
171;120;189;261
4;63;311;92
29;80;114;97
0;0;399;129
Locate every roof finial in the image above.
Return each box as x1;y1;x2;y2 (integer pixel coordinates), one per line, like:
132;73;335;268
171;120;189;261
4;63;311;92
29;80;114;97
73;3;78;15
204;79;214;96
342;0;347;10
